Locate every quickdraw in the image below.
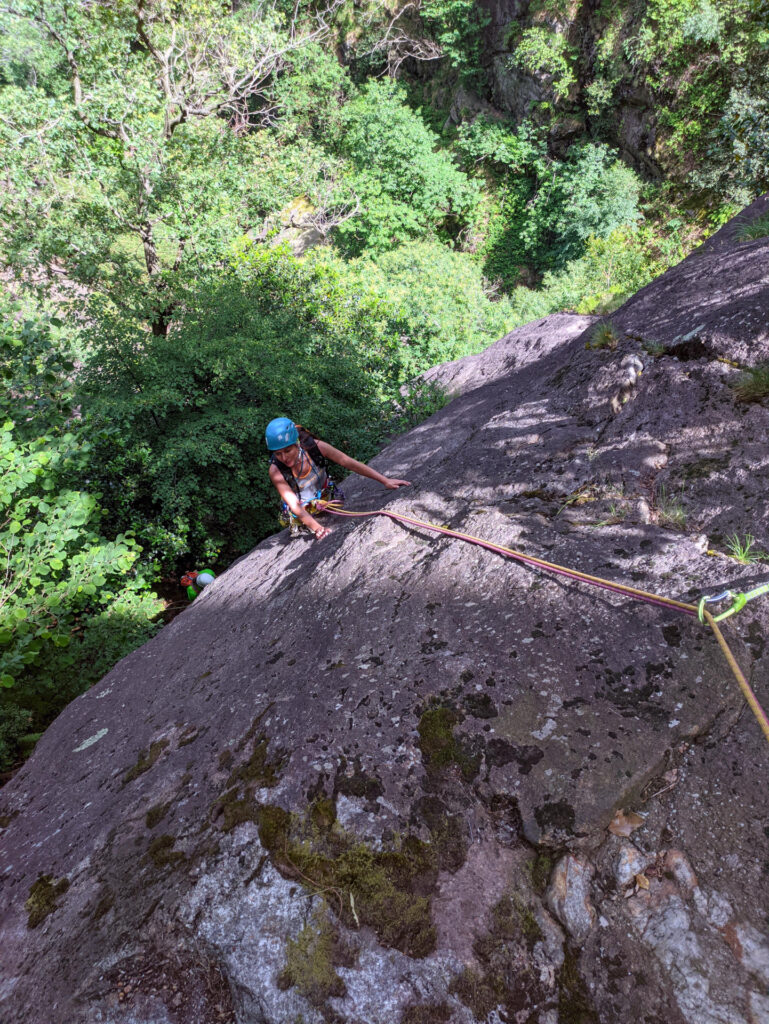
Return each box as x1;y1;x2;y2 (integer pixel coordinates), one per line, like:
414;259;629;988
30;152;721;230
698;581;769;623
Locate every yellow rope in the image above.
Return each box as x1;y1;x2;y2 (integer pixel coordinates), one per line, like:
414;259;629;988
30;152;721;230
702;610;769;745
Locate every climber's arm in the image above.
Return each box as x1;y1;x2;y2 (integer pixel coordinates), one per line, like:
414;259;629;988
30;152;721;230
317;441;410;489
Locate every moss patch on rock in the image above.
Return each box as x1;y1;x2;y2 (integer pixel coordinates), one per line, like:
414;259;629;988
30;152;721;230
450;890;547;1018
90;885;115;922
147;834;187;869
227;732;284;788
417;705;481;781
527;850;555;895
255;800;438;958
210;725;285;833
333;755;384;808
557;945;599;1024
145;801;171;829
277;904;352;1007
26;874;69;928
411;795;467;873
122;739;169;785
401;1001;453;1023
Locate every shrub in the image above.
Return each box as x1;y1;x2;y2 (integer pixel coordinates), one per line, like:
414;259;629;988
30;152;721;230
507;227;661;322
457;119;641;277
356;241;515;375
682;1;721;44
736;213;769;241
0;422;160;768
420;0;491;86
333;80;479;255
586;322;620;351
0;305;161;770
731;363;769;402
510;25;577;100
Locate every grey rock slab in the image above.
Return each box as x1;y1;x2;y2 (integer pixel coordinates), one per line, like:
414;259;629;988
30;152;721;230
2;203;769;1024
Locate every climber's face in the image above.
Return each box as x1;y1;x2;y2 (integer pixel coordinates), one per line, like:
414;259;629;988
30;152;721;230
275;443;301;467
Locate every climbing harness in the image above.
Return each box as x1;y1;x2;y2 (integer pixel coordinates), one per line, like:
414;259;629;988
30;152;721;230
279;481;345;533
319;501;769;747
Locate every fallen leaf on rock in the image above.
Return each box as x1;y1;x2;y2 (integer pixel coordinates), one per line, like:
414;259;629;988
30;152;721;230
635;873;650;890
608;809;645;837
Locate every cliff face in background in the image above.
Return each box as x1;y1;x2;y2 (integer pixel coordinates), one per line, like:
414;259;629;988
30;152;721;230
474;0;662;175
1;197;769;1024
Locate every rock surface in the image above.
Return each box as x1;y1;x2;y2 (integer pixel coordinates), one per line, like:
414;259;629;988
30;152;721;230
2;201;769;1023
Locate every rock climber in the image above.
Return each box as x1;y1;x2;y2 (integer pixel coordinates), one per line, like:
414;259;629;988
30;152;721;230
266;417;410;540
179;569;216;601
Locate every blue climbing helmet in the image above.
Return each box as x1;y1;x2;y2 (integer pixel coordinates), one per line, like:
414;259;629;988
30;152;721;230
265;417;298;451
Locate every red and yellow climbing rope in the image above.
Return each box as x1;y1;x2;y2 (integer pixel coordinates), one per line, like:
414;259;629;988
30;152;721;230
321;502;769;747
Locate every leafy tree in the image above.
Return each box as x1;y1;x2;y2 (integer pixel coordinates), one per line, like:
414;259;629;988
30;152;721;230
79;268;390;563
458;118;640;280
420;0;490;86
0;0;350;334
508;227;663;322
0;306;160;770
333;79;478;255
354;241;514;375
510;24;577;100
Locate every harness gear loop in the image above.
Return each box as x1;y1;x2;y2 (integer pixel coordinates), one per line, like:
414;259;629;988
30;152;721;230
319;500;769;748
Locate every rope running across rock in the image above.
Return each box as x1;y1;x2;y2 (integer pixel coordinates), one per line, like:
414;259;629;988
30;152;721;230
320;501;769;747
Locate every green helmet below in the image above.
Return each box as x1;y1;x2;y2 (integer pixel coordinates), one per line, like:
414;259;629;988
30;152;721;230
265;417;298;450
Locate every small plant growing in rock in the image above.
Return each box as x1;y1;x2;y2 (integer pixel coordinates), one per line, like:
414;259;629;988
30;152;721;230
736;213;769;242
586;321;620;351
731;363;769;402
592;501;628;528
725;533;768;564
642;339;666;357
655;485;687;530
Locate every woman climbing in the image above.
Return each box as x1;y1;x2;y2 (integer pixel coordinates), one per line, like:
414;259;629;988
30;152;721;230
266;417;410;540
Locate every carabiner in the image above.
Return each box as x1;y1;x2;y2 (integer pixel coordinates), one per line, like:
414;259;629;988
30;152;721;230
698;590;747;623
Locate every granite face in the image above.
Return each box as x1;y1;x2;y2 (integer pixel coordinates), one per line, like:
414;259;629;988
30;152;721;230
1;201;768;1024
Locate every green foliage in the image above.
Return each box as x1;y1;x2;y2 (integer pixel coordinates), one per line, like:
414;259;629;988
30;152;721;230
334;80;478;256
737;213;769;241
278;904;347;1005
356;241;515;375
654;485;687;530
586;321;620;351
459;119;641;279
0;1;356;334
388;380;451;435
587;0;769;200
510;25;577;100
0;308;160;770
271;43;351;143
503;218;682;322
421;0;491;86
731;363;769;402
238;239;514;381
682;1;721;43
725;533;768;564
